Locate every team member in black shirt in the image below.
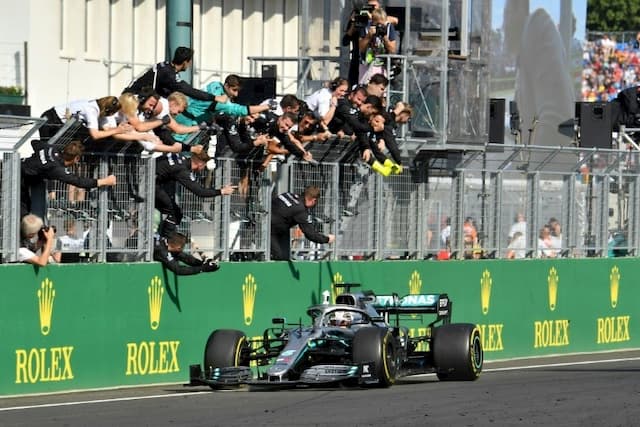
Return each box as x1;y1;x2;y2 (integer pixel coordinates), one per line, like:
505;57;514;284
155;150;236;237
270;185;335;261
123;46;222;104
21;140;116;219
153;231;220;275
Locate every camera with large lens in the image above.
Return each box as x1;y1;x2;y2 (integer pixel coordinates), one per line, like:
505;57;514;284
353;4;374;29
38;225;57;240
375;23;386;36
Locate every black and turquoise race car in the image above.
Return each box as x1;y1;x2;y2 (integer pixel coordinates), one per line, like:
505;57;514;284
189;284;482;389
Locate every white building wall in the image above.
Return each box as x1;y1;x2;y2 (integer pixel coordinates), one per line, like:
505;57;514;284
282;0;301;94
193;0;222;87
0;0;29;89
8;0;341;116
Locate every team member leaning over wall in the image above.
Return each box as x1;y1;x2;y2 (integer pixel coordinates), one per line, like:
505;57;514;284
153;231;220;275
20;140;117;219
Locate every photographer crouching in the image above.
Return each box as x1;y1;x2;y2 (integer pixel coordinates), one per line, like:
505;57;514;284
18;214;60;266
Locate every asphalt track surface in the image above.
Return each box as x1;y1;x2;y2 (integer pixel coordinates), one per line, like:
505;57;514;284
2;350;639;427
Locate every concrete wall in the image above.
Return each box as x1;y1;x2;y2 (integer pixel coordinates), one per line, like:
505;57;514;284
13;0;343;115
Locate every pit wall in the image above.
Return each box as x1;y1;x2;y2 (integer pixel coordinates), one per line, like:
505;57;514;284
1;258;636;396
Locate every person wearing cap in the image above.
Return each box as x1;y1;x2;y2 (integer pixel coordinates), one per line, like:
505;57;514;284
18;214;59;266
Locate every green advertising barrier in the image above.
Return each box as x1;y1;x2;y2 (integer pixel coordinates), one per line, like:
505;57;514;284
1;258;637;396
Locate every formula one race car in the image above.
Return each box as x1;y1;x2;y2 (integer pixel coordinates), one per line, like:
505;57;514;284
189;284;482;389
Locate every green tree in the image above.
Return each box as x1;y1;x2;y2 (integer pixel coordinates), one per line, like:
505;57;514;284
587;0;640;32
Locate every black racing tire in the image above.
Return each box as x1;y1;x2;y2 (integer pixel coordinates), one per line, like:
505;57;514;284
432;323;483;381
352;327;398;387
203;329;249;371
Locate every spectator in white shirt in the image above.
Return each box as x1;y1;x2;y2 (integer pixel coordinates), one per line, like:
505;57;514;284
305;78;349;127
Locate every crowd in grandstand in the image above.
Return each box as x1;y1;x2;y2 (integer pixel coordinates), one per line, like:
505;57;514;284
582;32;640;101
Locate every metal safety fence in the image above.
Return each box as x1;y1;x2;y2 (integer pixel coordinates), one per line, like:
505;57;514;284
45;152;156;263
0;115;43;262
2;115;640;262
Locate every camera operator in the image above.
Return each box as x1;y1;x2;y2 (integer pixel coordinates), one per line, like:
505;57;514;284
18;214;59;266
342;3;373;88
358;5;397;84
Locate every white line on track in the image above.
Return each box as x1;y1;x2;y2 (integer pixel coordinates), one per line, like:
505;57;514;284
483;356;640;372
2;356;640;412
407;356;640;378
0;391;213;412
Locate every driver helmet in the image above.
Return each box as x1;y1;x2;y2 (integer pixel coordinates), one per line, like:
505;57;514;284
331;310;353;327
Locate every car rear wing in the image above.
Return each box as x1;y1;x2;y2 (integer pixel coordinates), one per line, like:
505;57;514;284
372;293;451;318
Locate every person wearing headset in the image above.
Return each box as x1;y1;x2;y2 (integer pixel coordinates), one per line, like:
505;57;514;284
304;77;350;127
